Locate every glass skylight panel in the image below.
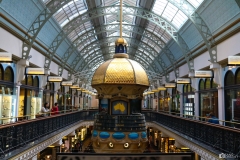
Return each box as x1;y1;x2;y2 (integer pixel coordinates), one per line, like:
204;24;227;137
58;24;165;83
42;0;51;4
68;21;93;41
152;0;168;16
162;3;178;21
171;10;188;29
187;0;204;9
53;0;87;27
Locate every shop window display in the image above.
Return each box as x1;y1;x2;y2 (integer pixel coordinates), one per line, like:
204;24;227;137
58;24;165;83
225;69;240;127
171;88;180;115
57;85;65;110
199;78;218;119
0;66;16;124
43;82;54;110
183;84;194;117
19;75;41;120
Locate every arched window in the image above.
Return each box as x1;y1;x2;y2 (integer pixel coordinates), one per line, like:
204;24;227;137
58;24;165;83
224;71;234;86
33;76;39;87
199;79;204;90
183;84;187;93
205;78;211;89
235;68;240;84
4;67;14;82
27;76;33;86
0;64;3;80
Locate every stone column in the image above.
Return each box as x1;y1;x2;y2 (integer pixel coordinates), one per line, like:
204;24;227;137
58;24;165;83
217;87;225;125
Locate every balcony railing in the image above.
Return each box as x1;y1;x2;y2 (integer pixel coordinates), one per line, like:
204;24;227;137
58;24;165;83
143;111;240;156
0;110;98;159
0;110;239;159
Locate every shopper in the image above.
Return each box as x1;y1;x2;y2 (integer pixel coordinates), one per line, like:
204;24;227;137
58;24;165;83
51;102;60;115
207;112;219;124
41;102;50;117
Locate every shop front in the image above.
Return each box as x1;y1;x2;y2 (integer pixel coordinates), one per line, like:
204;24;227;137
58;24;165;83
0;65;17;124
224;69;240;127
19;75;41;119
198;78;218;119
182;84;194;117
57;85;65;111
43;82;54;109
171;88;180;115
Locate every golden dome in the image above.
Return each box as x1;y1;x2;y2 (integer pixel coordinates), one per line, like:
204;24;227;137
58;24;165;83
115;37;127;46
91;58;149;86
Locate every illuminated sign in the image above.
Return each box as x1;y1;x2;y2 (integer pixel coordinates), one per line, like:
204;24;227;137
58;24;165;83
61;81;72;86
47;76;63;82
175;78;191;84
194;70;213;78
228;56;240;65
0;52;12;62
158;86;166;90
70;85;79;89
164;83;176;88
25;68;45;75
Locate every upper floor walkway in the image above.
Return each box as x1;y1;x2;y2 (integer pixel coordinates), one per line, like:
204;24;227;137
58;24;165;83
0;109;239;160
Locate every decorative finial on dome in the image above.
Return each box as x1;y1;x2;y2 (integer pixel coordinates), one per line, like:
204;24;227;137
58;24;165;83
114;0;128;58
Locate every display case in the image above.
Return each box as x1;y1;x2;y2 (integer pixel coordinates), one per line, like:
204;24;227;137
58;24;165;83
18;95;24;117
31;97;37;119
36;97;42;115
2;95;12;124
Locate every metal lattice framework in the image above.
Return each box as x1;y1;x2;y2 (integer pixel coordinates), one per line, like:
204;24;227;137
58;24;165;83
76;36;163;71
21;0;217;82
56;5;185;73
21;0;73;60
58;24;165;75
80;46;156;73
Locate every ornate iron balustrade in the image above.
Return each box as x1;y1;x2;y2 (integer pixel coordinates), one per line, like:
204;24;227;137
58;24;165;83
143;111;240;156
1;110;239;159
0;110;98;159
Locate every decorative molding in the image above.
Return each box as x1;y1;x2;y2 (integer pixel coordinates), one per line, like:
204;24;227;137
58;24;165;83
146;122;220;160
9;121;93;160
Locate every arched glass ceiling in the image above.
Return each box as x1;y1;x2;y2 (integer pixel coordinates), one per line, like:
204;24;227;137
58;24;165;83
41;0;205;74
53;0;88;27
152;0;203;29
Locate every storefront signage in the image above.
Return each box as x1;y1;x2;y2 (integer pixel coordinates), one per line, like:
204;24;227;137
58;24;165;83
228;56;240;65
194;70;213;78
70;85;79;89
47;76;63;82
25;68;45;75
0;52;12;62
164;83;176;88
175;78;191;84
158;86;166;90
61;81;72;86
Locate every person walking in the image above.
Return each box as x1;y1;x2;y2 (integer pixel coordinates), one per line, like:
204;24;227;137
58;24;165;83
51;102;60;115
